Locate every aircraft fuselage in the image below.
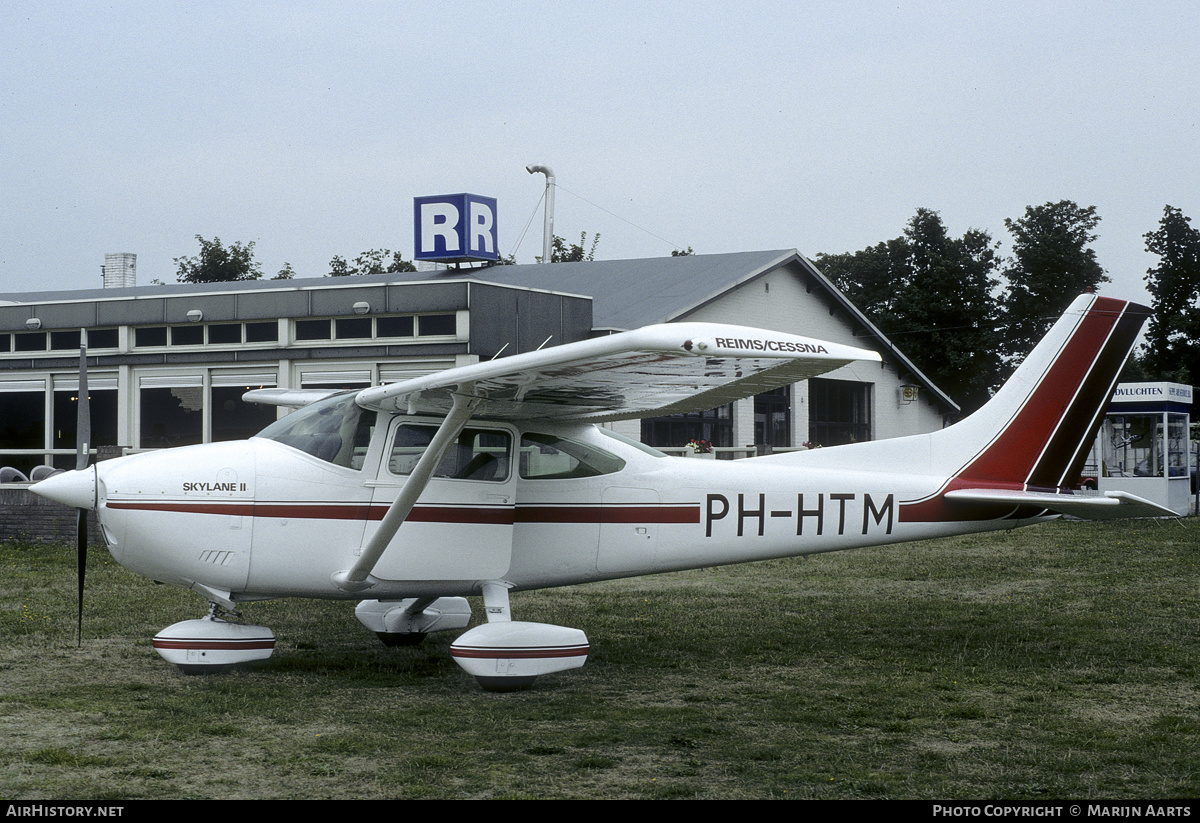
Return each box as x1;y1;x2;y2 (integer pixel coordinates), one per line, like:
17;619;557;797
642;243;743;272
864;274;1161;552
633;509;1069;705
88;415;1029;606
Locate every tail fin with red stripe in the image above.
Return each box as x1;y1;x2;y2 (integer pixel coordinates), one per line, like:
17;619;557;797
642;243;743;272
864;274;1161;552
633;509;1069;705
902;294;1172;521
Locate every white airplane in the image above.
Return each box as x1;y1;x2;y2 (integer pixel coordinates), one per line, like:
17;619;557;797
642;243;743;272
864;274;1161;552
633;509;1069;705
33;293;1172;690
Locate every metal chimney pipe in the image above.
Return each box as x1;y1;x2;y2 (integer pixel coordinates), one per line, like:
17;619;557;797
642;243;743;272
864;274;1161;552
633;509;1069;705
526;164;555;263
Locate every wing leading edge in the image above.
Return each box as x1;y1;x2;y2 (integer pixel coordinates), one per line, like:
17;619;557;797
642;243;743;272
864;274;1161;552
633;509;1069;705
355;322;881;421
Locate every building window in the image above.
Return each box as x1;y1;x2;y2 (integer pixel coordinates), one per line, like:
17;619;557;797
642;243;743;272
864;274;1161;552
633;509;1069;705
170;325;204;346
208;324;242;345
246;322;278;343
135;327;168;348
211;384;279;441
0;388;46;476
14;332;47;352
335;317;372;339
295;319;332;341
140;385;204;448
376;316;415;338
417;314;456;337
50;331;84;351
89;328;119;349
754;387;791;448
640;404;733;450
809;378;872;446
53;388;119;469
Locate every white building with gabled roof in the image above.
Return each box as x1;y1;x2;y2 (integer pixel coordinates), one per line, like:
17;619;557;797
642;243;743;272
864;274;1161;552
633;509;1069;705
463;249;957;453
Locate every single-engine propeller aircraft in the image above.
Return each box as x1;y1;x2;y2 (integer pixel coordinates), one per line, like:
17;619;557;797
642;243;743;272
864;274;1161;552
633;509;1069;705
33;293;1173;689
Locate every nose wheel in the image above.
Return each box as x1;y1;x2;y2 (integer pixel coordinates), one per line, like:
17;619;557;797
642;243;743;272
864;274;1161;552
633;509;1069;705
151;603;275;674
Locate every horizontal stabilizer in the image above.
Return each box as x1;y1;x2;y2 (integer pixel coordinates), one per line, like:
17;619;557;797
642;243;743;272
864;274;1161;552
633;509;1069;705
944;488;1178;520
242;388;345;408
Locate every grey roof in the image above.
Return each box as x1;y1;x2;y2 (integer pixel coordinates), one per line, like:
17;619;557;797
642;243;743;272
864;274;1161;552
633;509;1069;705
448;249;799;331
0;249;957;412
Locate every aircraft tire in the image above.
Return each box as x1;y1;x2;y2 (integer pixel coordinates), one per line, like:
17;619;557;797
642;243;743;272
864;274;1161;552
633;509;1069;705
475;675;537;692
375;631;427;647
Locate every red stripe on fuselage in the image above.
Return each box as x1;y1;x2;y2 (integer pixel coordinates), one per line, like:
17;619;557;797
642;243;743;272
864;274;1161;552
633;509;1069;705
106;500;700;525
515;505;699;524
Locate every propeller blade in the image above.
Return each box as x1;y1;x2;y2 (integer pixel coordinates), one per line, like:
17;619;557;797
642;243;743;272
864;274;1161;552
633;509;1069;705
75;330;89;646
77;506;86;646
76;331;89;472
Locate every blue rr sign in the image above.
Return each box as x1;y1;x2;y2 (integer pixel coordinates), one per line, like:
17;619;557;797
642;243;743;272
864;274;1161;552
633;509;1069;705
413;194;499;263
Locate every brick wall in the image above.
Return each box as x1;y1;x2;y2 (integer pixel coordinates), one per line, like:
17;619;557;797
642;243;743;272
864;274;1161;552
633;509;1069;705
0;487;102;544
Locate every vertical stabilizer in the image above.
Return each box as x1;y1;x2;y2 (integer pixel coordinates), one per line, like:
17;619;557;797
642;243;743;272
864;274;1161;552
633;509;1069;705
902;294;1151;521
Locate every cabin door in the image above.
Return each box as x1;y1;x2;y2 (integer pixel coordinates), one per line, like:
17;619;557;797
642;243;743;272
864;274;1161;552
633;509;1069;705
366;418;515;582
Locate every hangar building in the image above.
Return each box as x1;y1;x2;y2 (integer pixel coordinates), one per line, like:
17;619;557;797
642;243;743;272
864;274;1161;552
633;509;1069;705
0;249;956;479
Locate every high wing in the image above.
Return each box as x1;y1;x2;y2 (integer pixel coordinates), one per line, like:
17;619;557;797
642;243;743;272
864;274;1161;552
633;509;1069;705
354;321;881;421
287;321;878;594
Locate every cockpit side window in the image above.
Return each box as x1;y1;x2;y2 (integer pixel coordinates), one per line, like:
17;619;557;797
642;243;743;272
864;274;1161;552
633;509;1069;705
388;424;511;482
254;392;376;470
519;432;626;479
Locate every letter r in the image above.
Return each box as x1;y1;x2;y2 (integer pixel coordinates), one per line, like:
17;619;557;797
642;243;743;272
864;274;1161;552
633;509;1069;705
421;202;460;253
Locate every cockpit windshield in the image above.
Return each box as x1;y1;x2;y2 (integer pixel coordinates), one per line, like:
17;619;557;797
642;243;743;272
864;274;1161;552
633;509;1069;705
254;392;376;469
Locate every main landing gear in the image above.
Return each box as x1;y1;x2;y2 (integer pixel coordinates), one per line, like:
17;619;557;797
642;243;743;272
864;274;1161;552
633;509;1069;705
362;585;590;692
447;582;589;692
354;596;472;646
151;585;590;691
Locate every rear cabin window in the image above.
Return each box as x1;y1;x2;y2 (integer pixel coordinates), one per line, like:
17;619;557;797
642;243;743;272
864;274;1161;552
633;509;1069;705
519;433;626;479
388;424;511;482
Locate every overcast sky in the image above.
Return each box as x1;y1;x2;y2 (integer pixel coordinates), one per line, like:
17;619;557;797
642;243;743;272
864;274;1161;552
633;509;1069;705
3;1;1196;305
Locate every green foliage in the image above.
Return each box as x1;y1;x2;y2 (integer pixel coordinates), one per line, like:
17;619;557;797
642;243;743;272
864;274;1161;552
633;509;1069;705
546;232;600;263
1141;205;1200;383
815;238;910;329
328;249;416;277
818;209;1002;413
174;236;263;284
1000;201;1108;363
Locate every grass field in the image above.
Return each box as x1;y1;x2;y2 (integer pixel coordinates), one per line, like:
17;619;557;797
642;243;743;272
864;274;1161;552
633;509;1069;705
2;517;1198;799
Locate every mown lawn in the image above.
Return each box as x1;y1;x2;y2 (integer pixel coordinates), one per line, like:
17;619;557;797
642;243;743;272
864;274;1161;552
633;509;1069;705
2;517;1197;799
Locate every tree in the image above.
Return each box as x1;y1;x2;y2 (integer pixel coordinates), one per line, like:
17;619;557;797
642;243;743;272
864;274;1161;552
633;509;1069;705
174;236;263;283
274;262;295;280
1000;201;1108;363
671;247;695;257
816;209;1003;413
1141;205;1200;382
897;209;1004;412
328;249;416;277
815;237;910;332
544;232;600;263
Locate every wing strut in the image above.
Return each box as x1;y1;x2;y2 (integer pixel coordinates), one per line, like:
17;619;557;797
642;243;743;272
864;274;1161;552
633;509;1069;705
331;386;481;593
